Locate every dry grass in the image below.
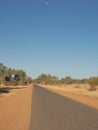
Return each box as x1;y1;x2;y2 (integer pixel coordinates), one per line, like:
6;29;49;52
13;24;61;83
42;84;98;99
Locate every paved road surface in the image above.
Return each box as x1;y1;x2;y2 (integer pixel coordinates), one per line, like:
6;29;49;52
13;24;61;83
30;85;98;130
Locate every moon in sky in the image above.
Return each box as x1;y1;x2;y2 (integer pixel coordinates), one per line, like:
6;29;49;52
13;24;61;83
44;1;49;5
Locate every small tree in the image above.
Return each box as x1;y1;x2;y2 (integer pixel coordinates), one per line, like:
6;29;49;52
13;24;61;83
88;77;98;91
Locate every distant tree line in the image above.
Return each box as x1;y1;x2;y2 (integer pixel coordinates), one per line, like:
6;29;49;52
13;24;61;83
34;74;59;85
1;62;98;90
34;74;98;90
0;62;32;86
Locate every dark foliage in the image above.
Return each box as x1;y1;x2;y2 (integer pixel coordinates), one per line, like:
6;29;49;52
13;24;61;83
0;62;32;86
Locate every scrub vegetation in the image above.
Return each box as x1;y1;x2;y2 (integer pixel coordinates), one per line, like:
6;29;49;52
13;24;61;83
34;74;98;91
0;62;32;87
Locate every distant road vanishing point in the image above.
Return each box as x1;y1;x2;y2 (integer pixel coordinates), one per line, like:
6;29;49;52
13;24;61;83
30;85;98;130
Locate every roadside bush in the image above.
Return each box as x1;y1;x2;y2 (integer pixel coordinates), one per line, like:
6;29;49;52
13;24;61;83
88;78;98;91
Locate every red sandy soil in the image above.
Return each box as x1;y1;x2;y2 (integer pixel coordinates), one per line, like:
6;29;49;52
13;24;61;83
0;86;32;130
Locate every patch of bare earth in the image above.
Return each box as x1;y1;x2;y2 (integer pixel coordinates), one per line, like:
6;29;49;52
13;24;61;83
0;85;32;130
41;84;98;109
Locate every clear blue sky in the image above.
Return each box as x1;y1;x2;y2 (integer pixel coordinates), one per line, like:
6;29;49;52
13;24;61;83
0;0;98;79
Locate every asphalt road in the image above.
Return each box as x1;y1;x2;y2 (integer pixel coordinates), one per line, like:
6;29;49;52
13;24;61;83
30;85;98;130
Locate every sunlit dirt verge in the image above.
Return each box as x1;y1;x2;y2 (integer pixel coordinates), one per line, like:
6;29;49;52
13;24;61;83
0;85;32;130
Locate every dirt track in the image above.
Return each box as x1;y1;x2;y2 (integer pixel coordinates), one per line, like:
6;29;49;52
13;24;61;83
0;86;32;130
